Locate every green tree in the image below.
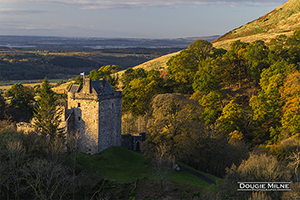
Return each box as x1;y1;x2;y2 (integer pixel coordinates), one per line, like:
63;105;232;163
5;83;35;113
191;90;223;124
268;34;289;64
245;40;269;88
286;30;300;64
121;67;147;87
166;40;215;94
122;70;164;116
250;61;296;143
192;57;221;94
87;65;121;90
33;77;64;140
223;40;249;88
216;100;251;141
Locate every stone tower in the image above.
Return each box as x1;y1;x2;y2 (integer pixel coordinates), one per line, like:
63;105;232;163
66;78;122;154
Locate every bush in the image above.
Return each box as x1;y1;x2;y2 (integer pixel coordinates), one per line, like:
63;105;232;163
219;152;292;199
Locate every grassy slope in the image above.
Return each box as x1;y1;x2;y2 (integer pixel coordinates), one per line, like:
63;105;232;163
212;0;300;49
115;51;180;77
76;146;221;189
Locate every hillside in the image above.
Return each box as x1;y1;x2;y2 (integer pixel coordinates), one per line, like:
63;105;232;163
76;146;221;199
212;0;300;49
115;51;180;78
116;0;300;75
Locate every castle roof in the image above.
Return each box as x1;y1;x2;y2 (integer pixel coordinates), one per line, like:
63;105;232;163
68;84;82;93
68;78;115;95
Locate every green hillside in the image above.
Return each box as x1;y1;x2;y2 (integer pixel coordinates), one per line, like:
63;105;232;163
76;146;221;187
76;147;221;199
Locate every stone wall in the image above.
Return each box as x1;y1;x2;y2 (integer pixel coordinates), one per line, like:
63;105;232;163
121;132;147;152
98;97;122;152
66;78;123;154
68;97;100;154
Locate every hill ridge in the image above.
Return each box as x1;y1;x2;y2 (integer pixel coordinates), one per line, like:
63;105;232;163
212;0;300;48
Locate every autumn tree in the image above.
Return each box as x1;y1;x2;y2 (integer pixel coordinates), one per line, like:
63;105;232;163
142;93;203;167
217;100;246;135
191;90;223;124
250;61;296;143
279;71;300;136
33;77;64;141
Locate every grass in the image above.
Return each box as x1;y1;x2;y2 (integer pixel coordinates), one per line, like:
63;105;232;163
76;147;152;183
75;146;221;190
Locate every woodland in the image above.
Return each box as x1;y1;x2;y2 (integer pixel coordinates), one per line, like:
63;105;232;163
1;31;300;199
0;47;182;81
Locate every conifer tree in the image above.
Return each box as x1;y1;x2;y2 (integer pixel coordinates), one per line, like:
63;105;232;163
33;77;64;140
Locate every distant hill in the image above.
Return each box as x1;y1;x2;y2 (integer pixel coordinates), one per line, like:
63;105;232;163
212;0;300;49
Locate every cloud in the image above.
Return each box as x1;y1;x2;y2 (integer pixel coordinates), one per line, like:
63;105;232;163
0;8;48;15
0;0;286;9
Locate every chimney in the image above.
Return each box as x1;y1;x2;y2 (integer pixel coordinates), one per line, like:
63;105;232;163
83;78;91;94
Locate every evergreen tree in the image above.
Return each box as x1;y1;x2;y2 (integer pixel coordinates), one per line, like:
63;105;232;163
33;77;64;140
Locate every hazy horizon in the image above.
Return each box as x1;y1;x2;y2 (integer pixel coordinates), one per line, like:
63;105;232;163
0;0;287;39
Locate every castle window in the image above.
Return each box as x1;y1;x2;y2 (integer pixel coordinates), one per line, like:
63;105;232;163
78;117;81;121
78;103;81;107
112;103;115;108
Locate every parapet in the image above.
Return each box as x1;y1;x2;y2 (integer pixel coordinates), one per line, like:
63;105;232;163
68;78;121;101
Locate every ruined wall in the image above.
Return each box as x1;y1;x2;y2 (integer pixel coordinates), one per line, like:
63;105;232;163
98;95;122;152
68;94;99;154
121;134;133;150
121;132;147;152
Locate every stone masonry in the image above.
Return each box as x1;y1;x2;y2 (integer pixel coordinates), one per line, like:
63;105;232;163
66;78;122;154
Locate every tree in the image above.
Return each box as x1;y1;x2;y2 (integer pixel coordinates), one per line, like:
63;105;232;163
122;70;164;116
223;40;249;88
0;94;5;120
279;71;300;136
33;77;64;141
192;90;223;124
245;40;269;88
192;57;221;94
121;67;147;87
220;153;291;200
216;100;245;135
87;65;121;90
142;93;203;166
5;83;35;113
166;40;216;94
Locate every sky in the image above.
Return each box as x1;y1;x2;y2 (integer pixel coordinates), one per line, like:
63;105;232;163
0;0;287;39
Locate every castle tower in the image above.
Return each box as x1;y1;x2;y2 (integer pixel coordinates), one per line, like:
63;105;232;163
67;78;122;154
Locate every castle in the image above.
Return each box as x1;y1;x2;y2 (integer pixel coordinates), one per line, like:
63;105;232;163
65;78;122;154
16;77;146;154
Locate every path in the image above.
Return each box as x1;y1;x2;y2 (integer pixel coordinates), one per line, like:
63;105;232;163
178;165;217;185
